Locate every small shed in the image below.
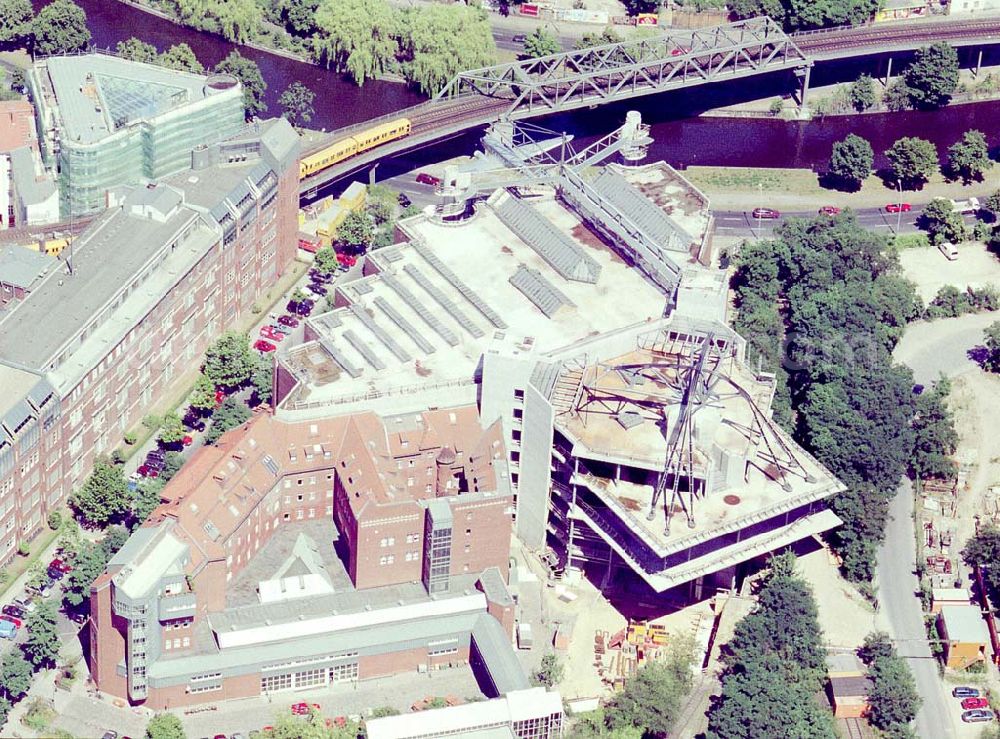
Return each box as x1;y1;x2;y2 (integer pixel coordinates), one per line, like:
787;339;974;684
827;675;873;719
938;605;990;670
931;587;972;615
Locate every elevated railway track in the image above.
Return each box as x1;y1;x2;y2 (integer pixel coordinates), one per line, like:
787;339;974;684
300;15;1000;197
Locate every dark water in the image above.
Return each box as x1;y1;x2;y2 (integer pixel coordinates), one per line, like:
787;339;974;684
33;0;423;129
40;0;1000;187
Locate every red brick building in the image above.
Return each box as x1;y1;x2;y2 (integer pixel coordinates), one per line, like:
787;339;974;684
0;118;300;565
88;406;518;708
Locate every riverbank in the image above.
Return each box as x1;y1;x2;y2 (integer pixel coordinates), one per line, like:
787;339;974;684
684;165;1000;211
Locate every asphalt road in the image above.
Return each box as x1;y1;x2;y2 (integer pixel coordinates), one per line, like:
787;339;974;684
713;207;983;238
877;480;956;739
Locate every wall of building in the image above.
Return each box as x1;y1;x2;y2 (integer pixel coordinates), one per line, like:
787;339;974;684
516;380;555;550
449;497;512;582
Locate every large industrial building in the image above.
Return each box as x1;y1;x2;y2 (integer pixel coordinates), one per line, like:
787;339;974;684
28;54;246;216
0;118;300;565
88;406;523;708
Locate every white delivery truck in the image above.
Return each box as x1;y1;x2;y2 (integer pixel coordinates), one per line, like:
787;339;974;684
950;197;980;214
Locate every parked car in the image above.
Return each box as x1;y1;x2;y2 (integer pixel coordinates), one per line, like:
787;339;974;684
294;302;314;317
912;384;925;395
2;605;25;619
69;611;88;624
144;456;165;471
307;283;329;296
49;558;72;574
963;697;990;710
13;597;35;613
309;270;333;284
254;340;277;353
512;33;526;43
182;435;193;447
26;582;51;598
47;566;65;581
0;620;16;639
102;731;119;739
137;465;159;478
291;702;321;715
819;205;841;215
962;709;995;723
215;389;226;406
277;315;299;328
670;47;690;56
260;327;284;342
954;687;981;698
415;172;441;187
184;415;207;432
271;324;292;336
885;202;912;213
0;614;22;628
751;207;780;219
398;193;412;208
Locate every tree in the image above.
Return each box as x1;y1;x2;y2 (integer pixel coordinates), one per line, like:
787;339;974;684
848;73;877;112
964;525;1000;602
985;321;1000;373
520;28;560;59
165;0;261;43
132;480;164;527
0;651;32;700
279;81;315;128
706;554;836;739
0;0;33;46
101;524;130;559
312;0;398;85
24;599;60;668
919;198;967;245
270;710;360;739
116;37;158;63
158;411;186;446
283;0;319;35
31;0;90;55
62;541;107;608
337;211;374;252
398;4;497;96
859;633;920;732
883;79;914;112
204;331;254;388
189;375;218;415
828;133;873;190
947;130;992;183
70;461;130;527
160;452;185;483
983;190;1000;221
858;632;896;666
158;43;204;74
47;510;62;531
250;353;273;406
205;396;252;445
146;712;187;739
214;51;267;118
532;653;564;688
885;137;939;189
904;41;959;109
606;639;695;736
313;246;339;276
26;562;48;592
575;27;621;50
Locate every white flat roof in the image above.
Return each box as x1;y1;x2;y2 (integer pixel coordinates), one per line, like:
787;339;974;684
365;688;562;739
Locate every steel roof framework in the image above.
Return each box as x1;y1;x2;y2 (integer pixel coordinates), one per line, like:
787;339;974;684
437;16;810;117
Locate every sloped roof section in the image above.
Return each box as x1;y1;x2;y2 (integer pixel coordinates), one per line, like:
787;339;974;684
590;168;695;254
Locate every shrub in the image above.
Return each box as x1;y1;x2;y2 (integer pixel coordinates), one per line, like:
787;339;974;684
17;541;29;557
123;431;138;445
46;511;62;531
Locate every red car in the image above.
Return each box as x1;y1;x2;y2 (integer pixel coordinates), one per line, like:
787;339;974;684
137;465;159;478
0;615;22;629
963;697;990;710
751;207;780;219
277;315;299;328
181;435;193;446
819;206;841;215
291;702;321;715
670;47;690;56
885;202;912;213
254;339;276;353
48;559;72;574
415;172;441;187
260;326;284;342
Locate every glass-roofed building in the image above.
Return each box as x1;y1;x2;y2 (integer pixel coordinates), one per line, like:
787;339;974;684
28;54;245;216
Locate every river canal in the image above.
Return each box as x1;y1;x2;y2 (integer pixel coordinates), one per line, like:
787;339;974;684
42;0;1000;183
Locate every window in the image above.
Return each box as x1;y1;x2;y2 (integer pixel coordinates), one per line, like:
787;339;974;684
261;673;293;693
330;662;358;683
188;683;222;694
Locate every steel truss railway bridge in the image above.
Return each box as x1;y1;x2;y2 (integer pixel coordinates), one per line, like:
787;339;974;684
300;14;1000;196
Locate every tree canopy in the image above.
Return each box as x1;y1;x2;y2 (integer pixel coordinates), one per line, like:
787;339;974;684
729;0;878;30
848;74;877;111
963;525;1000;604
250;353;273;406
70;461;130;527
158;43;204;74
24;599;60;669
985;321;1000;373
910;378;958;481
0;0;34;47
575;27;622;51
279;81;315;127
919;198;967;245
205;396;252;445
337;211;375;252
63;540;109;608
158;411;186;446
605;639;695;737
32;0;91;55
164;0;261;43
904;42;959;109
0;651;32;701
116;37;158;63
707;553;835;738
204;331;254;388
189;374;218;414
858;632;920;733
215;51;267;118
313;246;338;276
146;712;187;739
397;4;496;96
520;28;560;59
828;133;873;190
885;137;939;190
313;0;398;85
947;130;992;183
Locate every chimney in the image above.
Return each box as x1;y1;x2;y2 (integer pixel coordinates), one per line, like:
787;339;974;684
435;446;457;498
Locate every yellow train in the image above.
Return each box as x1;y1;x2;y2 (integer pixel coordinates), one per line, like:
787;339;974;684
300;118;412;180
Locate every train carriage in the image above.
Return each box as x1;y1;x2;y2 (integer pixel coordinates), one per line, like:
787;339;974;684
299;118;412;180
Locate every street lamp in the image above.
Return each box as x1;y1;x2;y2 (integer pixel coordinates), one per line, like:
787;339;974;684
896;179;903;234
756;182;763;237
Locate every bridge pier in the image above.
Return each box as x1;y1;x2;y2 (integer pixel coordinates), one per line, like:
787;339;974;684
884;56;893;87
794;64;813;120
